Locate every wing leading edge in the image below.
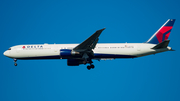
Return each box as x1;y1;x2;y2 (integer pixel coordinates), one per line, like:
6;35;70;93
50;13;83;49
73;28;105;52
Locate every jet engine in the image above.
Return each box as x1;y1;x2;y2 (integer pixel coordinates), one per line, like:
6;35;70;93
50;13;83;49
60;49;80;59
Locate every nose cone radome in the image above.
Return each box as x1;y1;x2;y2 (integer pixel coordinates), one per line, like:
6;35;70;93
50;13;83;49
3;51;9;57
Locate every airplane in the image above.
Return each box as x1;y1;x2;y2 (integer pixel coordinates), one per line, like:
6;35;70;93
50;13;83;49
3;19;175;70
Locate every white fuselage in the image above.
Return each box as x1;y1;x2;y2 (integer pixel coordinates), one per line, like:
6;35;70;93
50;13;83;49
3;43;171;60
3;19;175;68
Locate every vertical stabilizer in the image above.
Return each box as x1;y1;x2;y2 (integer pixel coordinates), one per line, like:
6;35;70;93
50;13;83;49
146;19;175;44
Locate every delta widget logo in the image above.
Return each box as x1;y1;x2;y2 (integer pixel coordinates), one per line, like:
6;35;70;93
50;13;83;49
22;46;25;49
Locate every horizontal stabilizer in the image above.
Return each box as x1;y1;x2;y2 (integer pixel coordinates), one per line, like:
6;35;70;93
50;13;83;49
152;40;170;49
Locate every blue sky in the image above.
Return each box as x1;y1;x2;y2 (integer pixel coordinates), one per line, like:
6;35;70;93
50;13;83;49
1;0;180;101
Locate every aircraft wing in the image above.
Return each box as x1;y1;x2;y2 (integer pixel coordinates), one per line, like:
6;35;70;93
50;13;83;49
73;28;105;52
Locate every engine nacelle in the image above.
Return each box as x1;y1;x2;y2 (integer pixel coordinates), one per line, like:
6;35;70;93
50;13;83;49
67;59;84;66
60;49;80;59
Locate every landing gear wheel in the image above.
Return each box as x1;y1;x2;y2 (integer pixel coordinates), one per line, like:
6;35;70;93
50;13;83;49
87;66;91;70
91;65;95;69
13;59;17;66
14;63;17;66
87;65;95;70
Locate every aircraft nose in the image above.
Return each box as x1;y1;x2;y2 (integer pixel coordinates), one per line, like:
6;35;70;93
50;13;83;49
3;51;9;56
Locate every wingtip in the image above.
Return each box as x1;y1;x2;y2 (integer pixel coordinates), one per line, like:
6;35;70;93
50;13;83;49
97;28;106;31
101;28;106;30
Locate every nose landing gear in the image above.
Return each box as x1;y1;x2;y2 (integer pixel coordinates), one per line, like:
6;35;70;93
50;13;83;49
87;64;95;70
14;59;17;66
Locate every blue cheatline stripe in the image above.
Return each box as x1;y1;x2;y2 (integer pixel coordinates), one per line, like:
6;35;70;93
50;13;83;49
94;53;137;58
16;54;137;60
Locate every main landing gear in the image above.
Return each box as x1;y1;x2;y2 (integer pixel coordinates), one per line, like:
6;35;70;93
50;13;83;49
14;59;17;66
87;64;95;70
84;59;94;70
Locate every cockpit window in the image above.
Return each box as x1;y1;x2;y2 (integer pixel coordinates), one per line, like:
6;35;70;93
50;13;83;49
8;48;11;50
